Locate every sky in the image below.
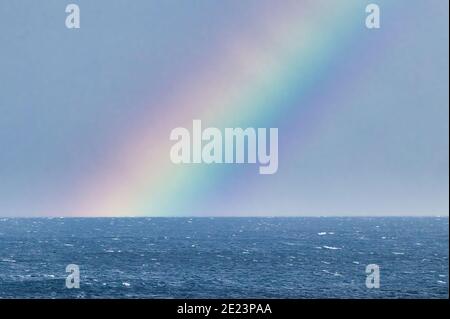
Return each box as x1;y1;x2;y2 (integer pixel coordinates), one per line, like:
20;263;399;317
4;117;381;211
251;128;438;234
0;0;448;217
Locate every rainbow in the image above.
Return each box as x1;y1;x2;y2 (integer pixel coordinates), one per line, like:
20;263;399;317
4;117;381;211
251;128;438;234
69;0;397;216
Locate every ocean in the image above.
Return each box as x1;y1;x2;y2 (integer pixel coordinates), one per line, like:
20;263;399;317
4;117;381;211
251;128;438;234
0;217;448;299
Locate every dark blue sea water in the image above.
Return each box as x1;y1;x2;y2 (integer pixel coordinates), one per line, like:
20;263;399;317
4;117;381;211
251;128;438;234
0;217;448;299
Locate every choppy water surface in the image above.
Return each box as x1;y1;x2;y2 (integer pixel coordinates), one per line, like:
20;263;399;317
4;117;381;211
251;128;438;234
0;217;448;298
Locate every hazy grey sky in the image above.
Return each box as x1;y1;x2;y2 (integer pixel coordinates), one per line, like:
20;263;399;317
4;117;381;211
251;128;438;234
0;0;448;216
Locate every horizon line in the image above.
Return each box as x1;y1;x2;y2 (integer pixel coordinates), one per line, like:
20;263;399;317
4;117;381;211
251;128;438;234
1;215;449;219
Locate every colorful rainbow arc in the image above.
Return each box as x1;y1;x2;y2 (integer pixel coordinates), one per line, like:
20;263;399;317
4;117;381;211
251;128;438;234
70;1;392;216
